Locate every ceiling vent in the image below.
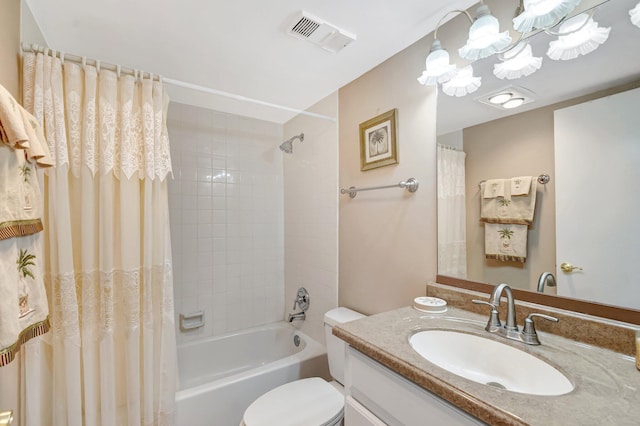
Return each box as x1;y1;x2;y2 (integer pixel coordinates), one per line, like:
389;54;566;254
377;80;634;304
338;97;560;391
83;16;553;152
287;11;356;53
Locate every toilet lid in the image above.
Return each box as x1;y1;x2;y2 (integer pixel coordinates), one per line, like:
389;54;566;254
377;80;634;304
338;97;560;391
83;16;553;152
243;378;344;426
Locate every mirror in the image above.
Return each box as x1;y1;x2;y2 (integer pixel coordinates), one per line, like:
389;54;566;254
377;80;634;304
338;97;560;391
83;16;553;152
436;0;640;310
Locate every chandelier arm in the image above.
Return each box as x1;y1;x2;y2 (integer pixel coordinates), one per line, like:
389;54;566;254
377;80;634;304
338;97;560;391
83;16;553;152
543;9;596;36
495;31;527;59
434;9;474;39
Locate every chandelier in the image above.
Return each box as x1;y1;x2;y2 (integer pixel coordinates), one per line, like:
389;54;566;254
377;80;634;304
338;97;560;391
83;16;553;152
417;0;638;97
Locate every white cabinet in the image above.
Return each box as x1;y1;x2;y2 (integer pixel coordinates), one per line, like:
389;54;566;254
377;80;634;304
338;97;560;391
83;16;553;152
345;347;486;426
344;396;386;426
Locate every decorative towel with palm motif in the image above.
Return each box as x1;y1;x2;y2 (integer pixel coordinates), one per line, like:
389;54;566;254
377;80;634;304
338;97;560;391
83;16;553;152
480;179;537;225
0;84;51;366
480;177;538;263
484;223;528;262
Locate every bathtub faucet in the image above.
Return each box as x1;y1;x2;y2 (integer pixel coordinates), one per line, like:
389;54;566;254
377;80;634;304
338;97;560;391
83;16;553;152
288;311;306;322
288;287;310;322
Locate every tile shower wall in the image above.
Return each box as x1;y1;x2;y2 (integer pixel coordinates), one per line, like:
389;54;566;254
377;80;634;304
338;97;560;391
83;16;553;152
283;93;339;344
167;102;285;343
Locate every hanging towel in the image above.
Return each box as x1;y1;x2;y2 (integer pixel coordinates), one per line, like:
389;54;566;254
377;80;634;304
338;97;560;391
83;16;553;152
0;84;30;149
483;179;505;198
0;145;47;239
480;180;538;225
511;176;533;196
0;83;53;167
0;83;53;240
0;84;51;366
0;233;50;366
484;223;528;263
0;135;51;365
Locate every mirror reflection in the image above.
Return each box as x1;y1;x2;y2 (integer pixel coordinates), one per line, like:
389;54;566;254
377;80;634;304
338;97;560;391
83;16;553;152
435;0;640;310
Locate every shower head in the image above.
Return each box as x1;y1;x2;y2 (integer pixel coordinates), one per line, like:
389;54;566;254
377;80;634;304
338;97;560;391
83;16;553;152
279;133;304;154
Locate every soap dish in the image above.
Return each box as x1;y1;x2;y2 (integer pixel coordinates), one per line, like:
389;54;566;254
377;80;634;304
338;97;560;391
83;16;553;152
413;297;447;313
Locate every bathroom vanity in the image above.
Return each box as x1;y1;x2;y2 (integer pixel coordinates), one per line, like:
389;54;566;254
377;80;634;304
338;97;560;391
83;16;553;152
334;286;640;425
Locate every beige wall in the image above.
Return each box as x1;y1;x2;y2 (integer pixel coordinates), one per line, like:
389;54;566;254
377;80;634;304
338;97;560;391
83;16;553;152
284;93;339;344
338;38;438;315
1;0;21;98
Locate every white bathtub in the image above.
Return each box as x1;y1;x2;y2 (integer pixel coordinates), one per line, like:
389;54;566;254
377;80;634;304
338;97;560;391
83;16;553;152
175;322;330;426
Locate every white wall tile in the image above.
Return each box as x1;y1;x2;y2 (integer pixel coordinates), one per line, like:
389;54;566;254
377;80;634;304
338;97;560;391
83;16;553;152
168;102;284;339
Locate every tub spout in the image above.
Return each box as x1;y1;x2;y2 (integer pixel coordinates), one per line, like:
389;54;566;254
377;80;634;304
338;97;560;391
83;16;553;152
288;311;306;322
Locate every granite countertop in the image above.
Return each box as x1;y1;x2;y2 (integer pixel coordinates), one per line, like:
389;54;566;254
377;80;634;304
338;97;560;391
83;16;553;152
334;306;640;426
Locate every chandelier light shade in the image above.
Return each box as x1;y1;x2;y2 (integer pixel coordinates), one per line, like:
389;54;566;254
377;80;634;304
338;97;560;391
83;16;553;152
493;43;543;80
459;4;512;61
630;2;640;28
513;0;582;33
417;39;457;85
442;65;482;97
547;13;611;61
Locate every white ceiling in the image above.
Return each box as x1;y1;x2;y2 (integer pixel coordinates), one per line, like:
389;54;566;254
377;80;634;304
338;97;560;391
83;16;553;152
24;0;475;123
25;0;640;131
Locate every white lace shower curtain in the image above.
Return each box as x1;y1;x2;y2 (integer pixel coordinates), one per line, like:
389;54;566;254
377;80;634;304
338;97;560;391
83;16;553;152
437;145;467;278
21;50;176;425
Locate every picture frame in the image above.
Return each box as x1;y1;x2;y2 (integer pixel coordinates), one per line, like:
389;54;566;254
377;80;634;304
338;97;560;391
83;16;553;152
359;108;398;171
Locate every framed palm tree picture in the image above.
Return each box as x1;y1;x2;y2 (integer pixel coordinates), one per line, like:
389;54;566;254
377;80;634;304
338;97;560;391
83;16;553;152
359;109;398;171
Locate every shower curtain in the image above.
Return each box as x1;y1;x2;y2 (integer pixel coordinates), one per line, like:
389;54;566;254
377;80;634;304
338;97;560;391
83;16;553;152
21;50;176;426
437;145;467;278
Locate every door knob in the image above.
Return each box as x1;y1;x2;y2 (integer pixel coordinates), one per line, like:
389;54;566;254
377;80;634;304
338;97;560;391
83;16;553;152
0;411;13;426
560;262;583;273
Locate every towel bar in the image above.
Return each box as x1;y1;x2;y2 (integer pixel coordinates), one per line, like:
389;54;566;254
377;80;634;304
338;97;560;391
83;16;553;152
340;178;419;198
479;174;550;188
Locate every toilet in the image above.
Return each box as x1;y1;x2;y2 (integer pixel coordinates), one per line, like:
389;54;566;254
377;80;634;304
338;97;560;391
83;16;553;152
240;307;365;426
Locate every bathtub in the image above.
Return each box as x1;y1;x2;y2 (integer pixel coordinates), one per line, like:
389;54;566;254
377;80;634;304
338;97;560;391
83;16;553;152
175;322;330;426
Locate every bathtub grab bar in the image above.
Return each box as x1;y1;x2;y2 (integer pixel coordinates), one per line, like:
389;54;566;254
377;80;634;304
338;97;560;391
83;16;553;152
180;311;205;331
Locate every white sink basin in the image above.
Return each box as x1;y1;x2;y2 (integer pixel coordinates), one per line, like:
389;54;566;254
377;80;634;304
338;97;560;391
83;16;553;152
409;330;574;396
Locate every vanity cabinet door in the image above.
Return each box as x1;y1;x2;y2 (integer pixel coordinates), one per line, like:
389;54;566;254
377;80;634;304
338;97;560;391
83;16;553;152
345;347;486;426
345;396;386;426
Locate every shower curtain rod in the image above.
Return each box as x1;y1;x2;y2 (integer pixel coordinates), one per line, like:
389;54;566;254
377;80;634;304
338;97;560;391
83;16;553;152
20;43;337;123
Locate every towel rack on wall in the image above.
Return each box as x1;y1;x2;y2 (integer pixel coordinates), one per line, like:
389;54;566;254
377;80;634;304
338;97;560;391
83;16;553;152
478;174;550;188
340;178;419;199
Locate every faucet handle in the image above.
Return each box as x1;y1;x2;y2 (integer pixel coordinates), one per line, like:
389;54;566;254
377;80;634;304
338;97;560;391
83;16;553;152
472;299;501;330
522;313;559;345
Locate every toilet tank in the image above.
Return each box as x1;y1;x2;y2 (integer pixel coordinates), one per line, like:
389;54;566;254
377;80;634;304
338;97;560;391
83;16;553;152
324;307;365;385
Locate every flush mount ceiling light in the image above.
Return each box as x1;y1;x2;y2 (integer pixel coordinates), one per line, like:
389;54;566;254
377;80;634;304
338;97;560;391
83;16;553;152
417;40;457;85
459;4;512;61
513;0;582;33
477;85;536;110
493;42;543;80
547;12;611;60
502;97;526;108
630;2;640;28
442;65;482;97
488;92;513;104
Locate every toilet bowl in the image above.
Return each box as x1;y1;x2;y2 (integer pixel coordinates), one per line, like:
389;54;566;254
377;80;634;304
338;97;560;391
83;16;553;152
240;308;365;426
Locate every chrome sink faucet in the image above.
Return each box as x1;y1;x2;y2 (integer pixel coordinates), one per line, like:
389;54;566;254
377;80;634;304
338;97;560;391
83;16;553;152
473;283;558;345
489;283;518;332
537;272;557;293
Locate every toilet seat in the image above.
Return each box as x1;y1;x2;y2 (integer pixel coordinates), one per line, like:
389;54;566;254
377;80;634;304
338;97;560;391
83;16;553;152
242;377;344;426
